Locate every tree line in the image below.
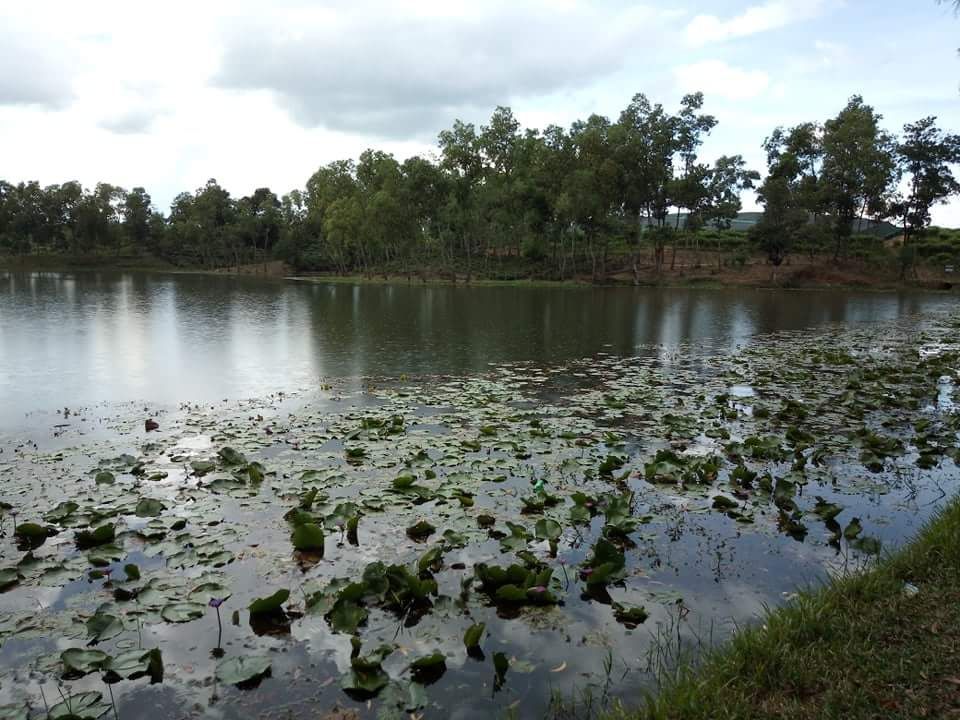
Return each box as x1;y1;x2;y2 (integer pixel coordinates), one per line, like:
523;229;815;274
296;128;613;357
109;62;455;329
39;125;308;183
1;92;958;280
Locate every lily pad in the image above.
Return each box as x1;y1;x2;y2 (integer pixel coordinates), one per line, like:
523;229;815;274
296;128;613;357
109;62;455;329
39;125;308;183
218;446;248;466
62;648;111;675
249;589;289;616
135;498;165;517
48;691;111;719
291;523;325;552
406;520;436;540
215;655;272;686
464;622;485;649
160;602;206;623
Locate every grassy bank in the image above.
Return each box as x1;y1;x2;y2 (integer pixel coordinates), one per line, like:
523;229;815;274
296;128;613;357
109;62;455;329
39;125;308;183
3;253;957;292
0;253;178;272
608;495;960;720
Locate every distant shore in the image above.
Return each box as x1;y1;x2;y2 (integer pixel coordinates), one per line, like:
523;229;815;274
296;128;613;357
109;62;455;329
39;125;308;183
2;253;957;292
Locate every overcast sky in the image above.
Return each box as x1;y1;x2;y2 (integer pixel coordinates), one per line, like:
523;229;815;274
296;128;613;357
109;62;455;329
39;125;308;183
2;0;959;224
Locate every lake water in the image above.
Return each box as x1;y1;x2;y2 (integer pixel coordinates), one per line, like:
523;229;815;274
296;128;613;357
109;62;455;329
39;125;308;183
0;271;957;720
0;271;953;430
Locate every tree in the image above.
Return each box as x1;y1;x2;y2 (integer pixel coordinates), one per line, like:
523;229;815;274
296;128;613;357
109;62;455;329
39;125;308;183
896;117;960;268
123;187;153;250
821;96;899;257
751;176;807;276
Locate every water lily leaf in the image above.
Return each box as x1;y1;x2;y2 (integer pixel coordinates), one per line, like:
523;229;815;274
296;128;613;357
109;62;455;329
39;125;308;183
712;495;738;510
813;497;843;522
135;498;165;517
160;602;205;623
493;651;509;688
249;589;289;616
534;518;562;541
190;460;216;476
378;681;428;717
393;474;416;490
853;536;882;554
188;582;231;604
464;622;485;649
406;520;436;540
218;447;248;466
45;501;79;523
103;648;163;683
95;471;116;485
329;600;367;634
215;655;272;686
0;703;28;720
14;522;47;539
612;602;648;628
62;648;111;675
410;651;446;683
86;612;123;643
410;652;446;670
75;524;115;549
844;518;863;540
291;523;325;552
342;667;389;697
0;569;19;592
48;691;110;719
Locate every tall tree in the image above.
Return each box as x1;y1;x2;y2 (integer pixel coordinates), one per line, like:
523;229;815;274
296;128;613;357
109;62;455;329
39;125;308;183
896;117;960;246
821;96;899;257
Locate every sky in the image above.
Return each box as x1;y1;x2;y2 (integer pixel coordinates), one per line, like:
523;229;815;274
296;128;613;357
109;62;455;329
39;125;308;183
1;0;959;224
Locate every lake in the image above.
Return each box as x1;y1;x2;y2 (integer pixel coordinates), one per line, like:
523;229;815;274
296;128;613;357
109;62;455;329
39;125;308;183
0;271;957;720
0;271;952;430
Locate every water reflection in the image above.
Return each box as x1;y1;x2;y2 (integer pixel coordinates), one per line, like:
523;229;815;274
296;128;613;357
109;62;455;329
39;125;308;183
0;271;951;429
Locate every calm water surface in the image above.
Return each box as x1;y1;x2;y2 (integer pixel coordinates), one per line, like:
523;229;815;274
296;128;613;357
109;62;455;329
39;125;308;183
0;271;958;719
0;271;953;430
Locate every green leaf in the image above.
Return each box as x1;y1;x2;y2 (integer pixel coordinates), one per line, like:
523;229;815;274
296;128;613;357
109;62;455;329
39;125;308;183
95;471;116;485
190;459;216;475
75;523;115;549
0;568;19;592
410;652;446;670
249;589;289;615
160;602;206;623
86;611;124;643
218;446;248;466
712;495;738;510
188;582;231;604
44;501;79;523
48;691;110;719
0;703;28;720
612;602;648;627
62;648;111;675
464;622;485;649
493;651;509;685
103;648;162;683
393;473;416;490
291;523;325;552
844;517;863;540
406;520;436;540
13;522;47;539
534;518;562;541
135;498;165;517
215;655;272;685
329;600;368;634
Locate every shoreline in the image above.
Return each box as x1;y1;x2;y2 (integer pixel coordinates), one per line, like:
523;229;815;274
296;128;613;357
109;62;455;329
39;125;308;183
1;254;957;293
608;494;960;720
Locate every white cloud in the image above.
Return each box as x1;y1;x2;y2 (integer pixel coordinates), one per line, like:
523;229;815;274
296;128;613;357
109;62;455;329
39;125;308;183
685;0;827;47
213;0;666;138
674;60;770;101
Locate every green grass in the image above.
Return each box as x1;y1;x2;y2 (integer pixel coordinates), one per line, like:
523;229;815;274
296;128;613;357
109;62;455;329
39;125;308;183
607;495;960;720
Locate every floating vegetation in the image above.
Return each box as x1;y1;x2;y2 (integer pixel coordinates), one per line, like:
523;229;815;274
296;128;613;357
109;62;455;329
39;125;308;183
0;311;957;717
